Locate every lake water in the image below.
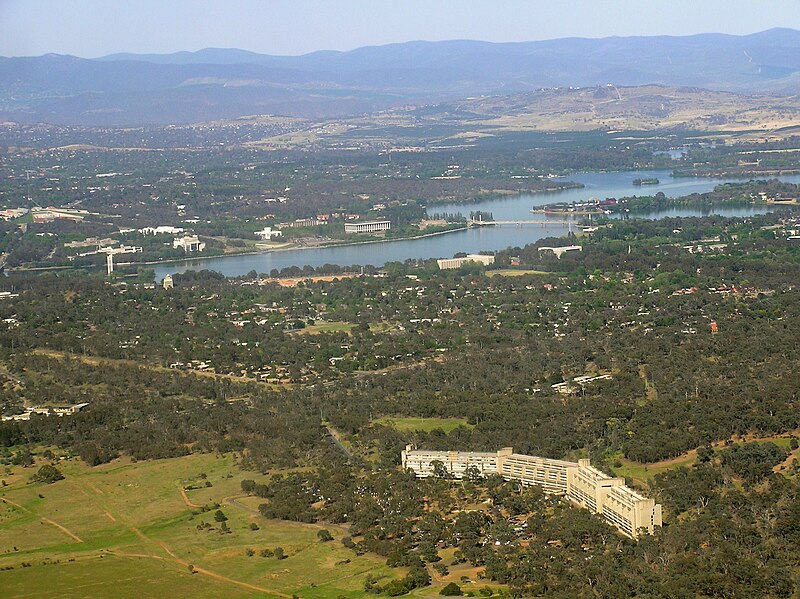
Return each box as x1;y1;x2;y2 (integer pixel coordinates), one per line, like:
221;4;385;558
155;170;800;279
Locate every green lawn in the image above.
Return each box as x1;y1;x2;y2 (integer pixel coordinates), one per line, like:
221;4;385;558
486;269;550;277
372;417;473;433
612;435;800;483
290;321;356;335
0;452;394;598
612;454;697;483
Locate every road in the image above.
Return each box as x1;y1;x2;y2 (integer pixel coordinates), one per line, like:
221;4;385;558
324;425;354;462
0;363;24;386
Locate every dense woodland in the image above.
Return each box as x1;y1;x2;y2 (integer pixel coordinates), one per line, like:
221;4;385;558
3;189;800;593
239;452;799;598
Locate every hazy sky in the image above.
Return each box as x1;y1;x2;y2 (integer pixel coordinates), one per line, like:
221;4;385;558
2;0;799;57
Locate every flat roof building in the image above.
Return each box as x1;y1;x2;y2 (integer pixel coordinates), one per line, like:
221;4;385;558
173;235;206;252
437;254;495;270
539;245;582;259
402;446;662;538
255;227;282;241
344;220;391;234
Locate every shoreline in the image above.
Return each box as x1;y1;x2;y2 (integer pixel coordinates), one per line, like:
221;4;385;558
131;225;470;268
7;226;470;274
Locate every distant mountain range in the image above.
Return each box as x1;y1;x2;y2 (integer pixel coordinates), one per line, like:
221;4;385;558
2;29;800;126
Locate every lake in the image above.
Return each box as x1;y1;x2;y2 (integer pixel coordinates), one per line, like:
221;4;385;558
155;170;800;279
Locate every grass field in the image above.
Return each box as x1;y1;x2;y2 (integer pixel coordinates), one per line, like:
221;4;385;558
0;452;402;598
612;434;800;484
612;454;697;484
372;417;473;433
289;321;356;335
486;269;550;277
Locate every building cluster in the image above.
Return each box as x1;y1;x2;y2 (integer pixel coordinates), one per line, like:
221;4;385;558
139;226;185;236
0;208;29;221
402;446;662;539
2;403;89;422
437;254;495;270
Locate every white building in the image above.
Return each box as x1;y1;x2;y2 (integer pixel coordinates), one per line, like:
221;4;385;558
437;254;495;270
255;227;282;241
0;208;29;221
140;226;185;236
402;446;662;538
344;220;391;234
173;235;205;252
539;245;582;259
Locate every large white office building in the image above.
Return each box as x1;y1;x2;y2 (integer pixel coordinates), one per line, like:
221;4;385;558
344;220;391;234
402;445;662;538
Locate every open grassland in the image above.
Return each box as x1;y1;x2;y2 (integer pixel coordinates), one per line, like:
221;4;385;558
613;433;800;484
486;269;550;277
288;320;357;335
613;453;697;484
372;417;473;434
0;452;397;598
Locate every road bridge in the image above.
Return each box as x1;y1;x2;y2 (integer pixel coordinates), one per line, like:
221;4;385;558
468;219;577;227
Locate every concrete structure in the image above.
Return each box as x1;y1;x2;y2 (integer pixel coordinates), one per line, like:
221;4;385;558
0;208;29;221
402;446;662;538
2;403;89;422
437;254;495;270
539;245;583;259
344;220;392;234
98;245;143;275
173;235;205;252
140;226;184;236
255;226;282;241
162;274;174;290
31;208;89;223
278;218;326;228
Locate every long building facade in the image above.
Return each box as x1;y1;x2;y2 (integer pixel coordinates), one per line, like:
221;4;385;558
401;445;662;538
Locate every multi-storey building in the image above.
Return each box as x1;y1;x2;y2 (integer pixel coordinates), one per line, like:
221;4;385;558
402;445;662;538
401;447;500;478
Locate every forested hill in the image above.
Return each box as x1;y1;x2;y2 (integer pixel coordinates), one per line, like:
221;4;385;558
3;28;800;125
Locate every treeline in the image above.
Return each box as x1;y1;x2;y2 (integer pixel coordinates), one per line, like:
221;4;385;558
0;353;325;470
3;213;800;468
241;451;800;597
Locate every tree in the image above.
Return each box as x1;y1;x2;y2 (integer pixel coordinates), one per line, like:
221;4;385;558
463;464;482;483
32;464;64;484
213;509;228;522
431;459;450;479
440;582;463;596
274;546;286;560
317;529;333;542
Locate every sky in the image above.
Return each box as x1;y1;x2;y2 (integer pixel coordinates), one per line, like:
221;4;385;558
2;0;800;58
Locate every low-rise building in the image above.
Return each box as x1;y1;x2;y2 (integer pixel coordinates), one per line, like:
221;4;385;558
278;218;327;228
539;245;582;259
255;227;282;241
437;254;495;269
0;208;29;221
173;235;206;252
402;445;662;538
344;220;392;234
140;226;185;236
